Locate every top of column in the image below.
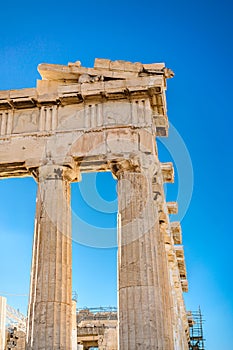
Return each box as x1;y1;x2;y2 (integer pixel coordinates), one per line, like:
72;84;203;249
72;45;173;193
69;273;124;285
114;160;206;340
32;163;80;183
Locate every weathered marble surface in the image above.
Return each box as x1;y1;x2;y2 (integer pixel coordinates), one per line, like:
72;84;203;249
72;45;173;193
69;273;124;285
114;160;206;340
0;58;189;350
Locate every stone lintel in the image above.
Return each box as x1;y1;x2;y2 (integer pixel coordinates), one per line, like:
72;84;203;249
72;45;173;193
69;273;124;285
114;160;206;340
167;201;178;214
0;162;29;179
79;161;142;177
161;162;174;183
0;157;81;181
0;154;147;180
77;335;99;341
170;221;182;244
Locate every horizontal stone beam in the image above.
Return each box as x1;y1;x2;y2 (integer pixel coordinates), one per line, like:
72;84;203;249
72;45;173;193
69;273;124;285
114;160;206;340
0;162;29;179
77;326;105;336
77;335;99;342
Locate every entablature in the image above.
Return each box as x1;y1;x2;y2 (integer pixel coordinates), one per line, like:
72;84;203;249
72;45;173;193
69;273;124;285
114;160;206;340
0;58;174;138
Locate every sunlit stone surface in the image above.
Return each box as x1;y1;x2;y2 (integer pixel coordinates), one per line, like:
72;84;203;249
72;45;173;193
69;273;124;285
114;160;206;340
0;58;188;349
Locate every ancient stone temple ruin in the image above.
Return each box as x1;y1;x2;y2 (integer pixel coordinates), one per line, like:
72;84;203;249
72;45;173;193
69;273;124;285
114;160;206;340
0;58;190;349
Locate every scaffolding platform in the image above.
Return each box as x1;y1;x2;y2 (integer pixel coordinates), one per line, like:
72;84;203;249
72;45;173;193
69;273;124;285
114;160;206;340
187;307;205;350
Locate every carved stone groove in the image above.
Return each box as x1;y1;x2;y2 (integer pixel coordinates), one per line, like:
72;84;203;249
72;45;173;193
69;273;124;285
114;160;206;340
117;163;175;349
26;165;76;350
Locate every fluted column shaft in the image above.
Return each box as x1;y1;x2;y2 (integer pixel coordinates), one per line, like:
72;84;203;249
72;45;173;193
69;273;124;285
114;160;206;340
152;176;176;349
26;165;74;350
116;160;174;350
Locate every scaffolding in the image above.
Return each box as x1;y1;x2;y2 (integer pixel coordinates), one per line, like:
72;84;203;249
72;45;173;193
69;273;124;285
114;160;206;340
187;307;205;350
77;306;117;322
6;304;26;333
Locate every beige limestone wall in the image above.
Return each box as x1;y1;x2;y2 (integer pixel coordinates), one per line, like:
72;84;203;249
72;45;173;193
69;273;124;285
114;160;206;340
77;318;117;350
99;326;117;350
5;328;26;350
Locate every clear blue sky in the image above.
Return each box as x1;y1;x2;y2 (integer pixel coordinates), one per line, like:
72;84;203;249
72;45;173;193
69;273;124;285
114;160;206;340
0;1;232;349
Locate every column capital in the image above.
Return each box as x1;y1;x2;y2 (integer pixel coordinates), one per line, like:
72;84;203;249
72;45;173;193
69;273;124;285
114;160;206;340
110;159;140;179
111;154;159;179
31;161;80;183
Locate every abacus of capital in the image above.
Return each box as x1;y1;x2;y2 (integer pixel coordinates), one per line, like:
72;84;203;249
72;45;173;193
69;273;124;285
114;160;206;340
0;58;189;349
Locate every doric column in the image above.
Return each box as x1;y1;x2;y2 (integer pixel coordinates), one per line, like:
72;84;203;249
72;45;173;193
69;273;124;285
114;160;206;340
113;158;174;350
26;164;79;350
152;176;175;349
153;166;189;349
